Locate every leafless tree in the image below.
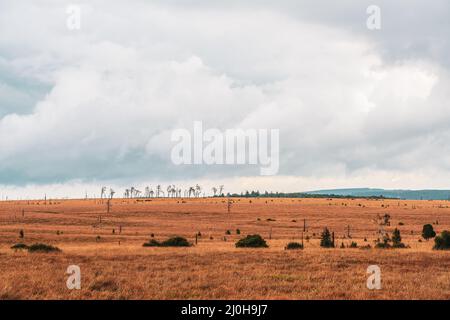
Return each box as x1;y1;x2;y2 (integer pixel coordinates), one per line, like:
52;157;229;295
156;185;164;197
195;184;201;197
135;189;142;198
109;188;115;199
100;187;106;199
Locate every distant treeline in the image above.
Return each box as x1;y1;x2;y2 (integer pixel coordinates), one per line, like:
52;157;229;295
223;191;394;199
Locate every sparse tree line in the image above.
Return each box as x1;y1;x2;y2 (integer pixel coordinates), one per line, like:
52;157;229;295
95;184;225;199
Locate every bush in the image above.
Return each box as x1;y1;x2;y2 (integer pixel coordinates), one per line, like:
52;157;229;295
161;237;191;247
285;242;303;250
320;228;334;248
27;243;61;253
376;229;406;248
392;228;406;248
433;231;450;250
235;234;268;248
142;239;161;247
11;243;28;250
349;241;358;248
375;234;391;248
143;236;191;247
225;230;231;235
422;224;436;240
236;229;241;235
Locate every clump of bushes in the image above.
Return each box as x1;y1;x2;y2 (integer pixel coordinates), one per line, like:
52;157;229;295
285;242;303;250
422;224;436;241
142;239;161;247
235;234;268;248
375;228;406;248
143;236;191;247
433;231;450;250
375;236;390;248
349;241;358;248
27;243;61;253
11;243;28;250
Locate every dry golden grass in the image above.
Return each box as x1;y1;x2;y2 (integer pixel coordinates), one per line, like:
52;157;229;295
0;197;449;299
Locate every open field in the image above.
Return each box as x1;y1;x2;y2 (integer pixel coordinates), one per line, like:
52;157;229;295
0;197;449;299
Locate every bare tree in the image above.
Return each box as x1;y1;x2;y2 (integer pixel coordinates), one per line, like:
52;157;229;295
219;185;224;196
109;188;115;199
100;187;106;199
156;185;162;197
212;187;218;197
135;189;142;198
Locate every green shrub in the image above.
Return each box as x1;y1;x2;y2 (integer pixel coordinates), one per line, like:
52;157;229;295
27;243;61;253
161;237;191;247
375;233;391;248
11;243;28;250
236;229;241;235
422;224;436;240
320;228;334;248
433;231;450;250
235;234;268;248
142;239;161;247
143;236;191;247
349;241;358;248
376;229;407;248
225;230;231;235
392;228;406;248
285;242;303;250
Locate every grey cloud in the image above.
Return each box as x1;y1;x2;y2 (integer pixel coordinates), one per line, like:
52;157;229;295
0;1;449;190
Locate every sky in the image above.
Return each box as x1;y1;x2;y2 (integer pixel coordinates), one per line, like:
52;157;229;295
1;0;450;199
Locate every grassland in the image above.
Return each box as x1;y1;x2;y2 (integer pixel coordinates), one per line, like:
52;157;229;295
0;197;449;299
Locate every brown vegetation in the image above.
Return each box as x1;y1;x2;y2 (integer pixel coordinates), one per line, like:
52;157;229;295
0;197;449;299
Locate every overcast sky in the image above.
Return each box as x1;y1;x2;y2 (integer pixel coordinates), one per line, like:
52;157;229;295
1;0;450;198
